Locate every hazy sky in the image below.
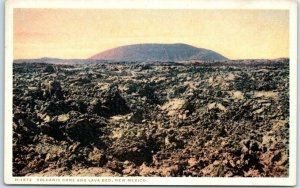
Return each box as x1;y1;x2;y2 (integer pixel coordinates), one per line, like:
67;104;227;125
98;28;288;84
14;9;289;60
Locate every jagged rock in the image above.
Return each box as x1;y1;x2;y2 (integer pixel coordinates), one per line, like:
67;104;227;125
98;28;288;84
44;65;55;73
42;80;64;99
90;86;131;117
65;118;105;145
88;147;107;166
12;61;289;177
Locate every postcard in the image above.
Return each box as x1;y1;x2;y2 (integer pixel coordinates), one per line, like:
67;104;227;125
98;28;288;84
4;0;297;186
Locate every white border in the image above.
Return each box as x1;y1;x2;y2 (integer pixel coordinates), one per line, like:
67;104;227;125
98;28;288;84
4;0;298;186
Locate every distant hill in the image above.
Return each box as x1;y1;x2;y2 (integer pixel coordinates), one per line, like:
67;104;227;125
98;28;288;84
13;58;107;64
90;43;228;62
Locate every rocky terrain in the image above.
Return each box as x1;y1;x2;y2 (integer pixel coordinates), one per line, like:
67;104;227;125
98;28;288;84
13;59;289;177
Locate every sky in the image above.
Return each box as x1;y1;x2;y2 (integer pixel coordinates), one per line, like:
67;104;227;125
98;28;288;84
13;9;289;60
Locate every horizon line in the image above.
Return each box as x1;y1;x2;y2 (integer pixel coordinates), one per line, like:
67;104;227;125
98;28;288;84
13;57;289;61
